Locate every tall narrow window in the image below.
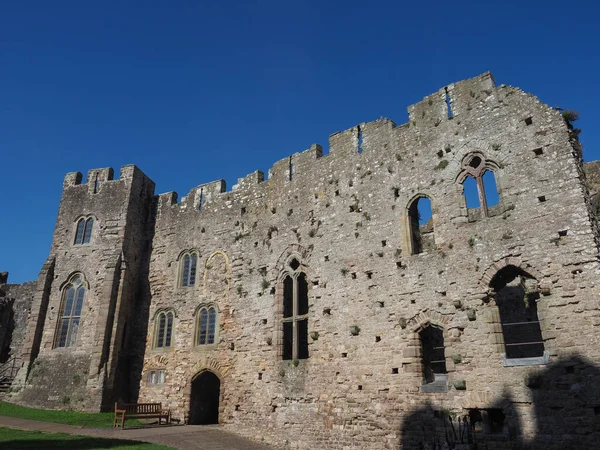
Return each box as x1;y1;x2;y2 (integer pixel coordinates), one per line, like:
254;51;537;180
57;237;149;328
357;126;364;153
54;274;86;348
491;266;544;359
196;305;218;346
180;252;198;287
281;258;309;360
419;324;447;384
407;196;435;255
154;311;174;349
458;154;501;218
74;217;94;245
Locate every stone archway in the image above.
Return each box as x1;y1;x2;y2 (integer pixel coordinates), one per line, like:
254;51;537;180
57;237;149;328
188;370;221;425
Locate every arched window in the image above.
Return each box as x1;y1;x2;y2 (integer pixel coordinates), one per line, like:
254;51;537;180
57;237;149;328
154;311;174;349
458;154;500;219
407;196;435;255
490;266;544;360
179;252;199;287
419;324;447;385
196;305;218;346
74;217;94;245
281;258;309;360
54;274;87;348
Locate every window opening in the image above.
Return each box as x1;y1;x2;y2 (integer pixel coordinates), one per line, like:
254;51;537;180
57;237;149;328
469;408;505;435
197;306;217;345
408;197;435;255
491;266;544;359
419;324;447;384
198;188;204;211
281;260;309;360
445;87;453;118
148;369;166;384
83;218;93;244
181;253;198;287
289;157;294;182
482;170;499;207
155;311;174;348
357;126;363;154
74;217;94;245
93;173;99;194
55;275;85;348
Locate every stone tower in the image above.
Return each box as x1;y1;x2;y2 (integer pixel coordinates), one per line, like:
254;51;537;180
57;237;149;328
11;165;155;411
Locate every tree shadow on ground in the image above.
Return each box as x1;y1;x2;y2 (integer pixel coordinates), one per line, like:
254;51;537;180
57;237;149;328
399;354;600;449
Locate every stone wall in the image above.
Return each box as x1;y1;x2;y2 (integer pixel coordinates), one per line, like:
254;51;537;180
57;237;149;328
134;73;600;449
6;72;600;449
0;273;36;368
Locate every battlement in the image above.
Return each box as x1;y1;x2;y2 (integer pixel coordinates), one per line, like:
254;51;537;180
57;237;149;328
62;164;155;197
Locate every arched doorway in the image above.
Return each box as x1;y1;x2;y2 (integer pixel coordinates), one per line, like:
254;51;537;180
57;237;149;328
188;370;220;425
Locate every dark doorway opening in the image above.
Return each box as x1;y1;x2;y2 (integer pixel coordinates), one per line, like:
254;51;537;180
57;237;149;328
189;371;220;425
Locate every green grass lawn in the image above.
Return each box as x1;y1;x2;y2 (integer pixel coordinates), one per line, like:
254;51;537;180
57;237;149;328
0;427;174;449
0;402;142;428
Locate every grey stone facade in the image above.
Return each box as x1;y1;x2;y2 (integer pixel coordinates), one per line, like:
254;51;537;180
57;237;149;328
3;72;600;449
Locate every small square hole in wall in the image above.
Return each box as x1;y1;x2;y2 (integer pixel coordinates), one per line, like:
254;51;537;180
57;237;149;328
241;207;247;215
410;299;416;304
440;291;447;296
351;272;357;279
437;150;444;158
323;308;331;315
378;301;385;308
287;209;293;216
525;117;533;126
335;190;340;196
533;147;543;156
366;271;373;279
254;241;258;247
358;385;363;391
324;255;330;261
271;405;277;413
394;188;400;199
382;240;387;247
558;230;568;237
312;280;319;286
538;196;546;203
375;336;381;342
258;373;263;380
396;262;402;269
342;352;348;358
270;287;276;295
235;405;240;411
261;318;267;325
392;368;399;374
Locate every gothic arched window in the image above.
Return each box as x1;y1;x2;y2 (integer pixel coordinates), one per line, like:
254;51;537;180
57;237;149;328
281;258;309;360
179;252;199;287
154;311;174;349
196;305;218;346
74;217;94;245
54;274;87;348
457;153;501;219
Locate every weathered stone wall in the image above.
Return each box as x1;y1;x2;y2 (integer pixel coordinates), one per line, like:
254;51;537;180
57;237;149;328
134;73;600;449
0;273;36;368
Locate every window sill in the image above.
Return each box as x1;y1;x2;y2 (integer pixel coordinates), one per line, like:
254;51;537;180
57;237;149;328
502;351;549;367
419;374;448;393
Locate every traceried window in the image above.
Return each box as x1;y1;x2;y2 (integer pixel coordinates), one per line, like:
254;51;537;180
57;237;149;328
281;258;309;360
54;274;86;348
74;217;94;245
457;153;501;219
179;252;199;287
196;305;218;346
154;311;174;349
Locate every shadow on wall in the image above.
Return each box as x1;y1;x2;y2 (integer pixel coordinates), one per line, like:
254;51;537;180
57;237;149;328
399;355;600;449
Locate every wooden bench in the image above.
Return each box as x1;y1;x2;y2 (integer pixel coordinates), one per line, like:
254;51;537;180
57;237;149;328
113;402;171;428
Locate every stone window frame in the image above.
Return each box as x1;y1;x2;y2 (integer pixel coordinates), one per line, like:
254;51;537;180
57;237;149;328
480;259;550;367
193;303;220;349
404;193;436;256
276;254;310;361
73;215;96;245
147;368;166;385
176;250;200;288
53;272;89;349
152;309;176;351
456;152;502;220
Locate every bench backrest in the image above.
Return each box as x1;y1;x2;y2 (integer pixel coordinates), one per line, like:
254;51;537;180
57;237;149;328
115;402;162;414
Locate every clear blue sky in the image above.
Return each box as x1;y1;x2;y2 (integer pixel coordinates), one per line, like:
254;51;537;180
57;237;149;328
1;1;598;283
